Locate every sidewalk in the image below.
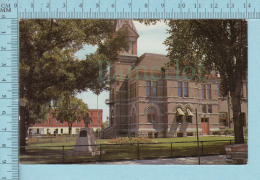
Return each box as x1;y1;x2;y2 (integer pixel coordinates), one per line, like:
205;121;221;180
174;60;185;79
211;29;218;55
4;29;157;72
101;155;231;165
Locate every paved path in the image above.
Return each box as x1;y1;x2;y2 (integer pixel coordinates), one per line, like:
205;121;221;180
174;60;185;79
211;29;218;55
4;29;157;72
101;155;231;165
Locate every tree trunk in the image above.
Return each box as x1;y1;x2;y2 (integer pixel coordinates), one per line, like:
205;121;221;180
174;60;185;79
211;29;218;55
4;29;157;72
231;81;244;144
19;106;26;153
68;124;72;135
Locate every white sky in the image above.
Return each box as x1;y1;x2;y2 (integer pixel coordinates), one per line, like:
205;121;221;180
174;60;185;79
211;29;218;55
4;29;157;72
75;20;169;122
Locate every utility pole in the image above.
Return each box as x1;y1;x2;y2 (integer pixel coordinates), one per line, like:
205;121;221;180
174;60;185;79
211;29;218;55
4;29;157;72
196;108;200;165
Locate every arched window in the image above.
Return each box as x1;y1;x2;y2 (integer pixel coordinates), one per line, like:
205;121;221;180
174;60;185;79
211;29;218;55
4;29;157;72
131;109;136;123
147;107;156;123
111;109;114;126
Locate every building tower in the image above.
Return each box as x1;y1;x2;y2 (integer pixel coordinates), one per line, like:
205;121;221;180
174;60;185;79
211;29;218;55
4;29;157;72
104;20;139;137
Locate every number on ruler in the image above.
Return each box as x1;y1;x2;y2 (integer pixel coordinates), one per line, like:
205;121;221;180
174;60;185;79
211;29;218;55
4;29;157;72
2;78;6;82
2;111;6;114
210;3;218;8
31;3;34;8
2;128;7;131
2;177;7;180
128;3;132;8
1;63;6;66
178;3;185;8
227;3;235;8
1;47;6;51
2;144;6;147
2;160;6;164
46;3;50;8
2;94;7;98
244;3;251;8
62;3;66;8
144;3;149;8
96;3;100;8
161;3;165;8
79;3;83;8
111;3;115;8
194;3;201;8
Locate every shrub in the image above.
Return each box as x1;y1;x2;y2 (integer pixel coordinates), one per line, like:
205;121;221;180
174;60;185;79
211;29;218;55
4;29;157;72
222;128;234;136
106;137;154;144
212;131;221;136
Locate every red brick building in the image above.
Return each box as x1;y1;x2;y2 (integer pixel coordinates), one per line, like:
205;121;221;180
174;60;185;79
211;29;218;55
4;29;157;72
103;20;247;138
28;109;103;135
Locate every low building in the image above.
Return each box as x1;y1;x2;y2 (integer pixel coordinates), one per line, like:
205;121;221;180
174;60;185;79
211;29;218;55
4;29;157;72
28;109;103;135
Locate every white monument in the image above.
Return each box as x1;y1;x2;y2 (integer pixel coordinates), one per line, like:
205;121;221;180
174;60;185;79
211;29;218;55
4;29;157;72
67;116;100;156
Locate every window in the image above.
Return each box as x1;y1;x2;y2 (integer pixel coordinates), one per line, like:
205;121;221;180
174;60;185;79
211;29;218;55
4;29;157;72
208;105;212;113
90;118;93;125
152;81;157;96
147;107;156;123
56;120;59;124
36;129;40;134
49;119;51;123
176;116;183;123
61;129;63;134
186;116;192;123
178;82;182;97
76;120;79;125
201;84;211;99
146;81;151;96
183;82;188;97
97;120;100;126
206;84;211;99
202;104;207;113
178;82;188;97
76;128;80;134
201;118;209;122
219;112;227;127
146;81;157;97
241;112;246;127
97;112;100;118
202;104;213;113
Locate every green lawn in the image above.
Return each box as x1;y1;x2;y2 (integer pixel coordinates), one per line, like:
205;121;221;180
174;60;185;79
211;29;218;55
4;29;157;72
20;136;242;164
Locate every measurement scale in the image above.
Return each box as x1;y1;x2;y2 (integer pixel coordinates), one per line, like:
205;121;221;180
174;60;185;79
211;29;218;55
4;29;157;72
0;0;259;179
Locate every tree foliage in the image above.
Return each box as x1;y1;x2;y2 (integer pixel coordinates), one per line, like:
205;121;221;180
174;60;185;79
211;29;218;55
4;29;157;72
19;20;128;147
52;93;89;135
165;20;247;144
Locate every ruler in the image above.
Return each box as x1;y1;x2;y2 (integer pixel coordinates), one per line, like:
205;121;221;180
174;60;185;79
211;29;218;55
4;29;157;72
17;0;260;19
0;0;19;180
0;0;259;179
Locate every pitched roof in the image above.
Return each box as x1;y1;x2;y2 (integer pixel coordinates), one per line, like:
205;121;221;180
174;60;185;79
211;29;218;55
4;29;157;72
134;53;170;69
115;20;139;35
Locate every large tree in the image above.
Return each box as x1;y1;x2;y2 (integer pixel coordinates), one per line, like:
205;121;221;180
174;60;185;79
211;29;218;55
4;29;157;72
164;20;247;144
19;20;128;149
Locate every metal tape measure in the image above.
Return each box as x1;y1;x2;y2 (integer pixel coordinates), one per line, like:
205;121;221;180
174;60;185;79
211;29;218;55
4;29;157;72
0;0;259;179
